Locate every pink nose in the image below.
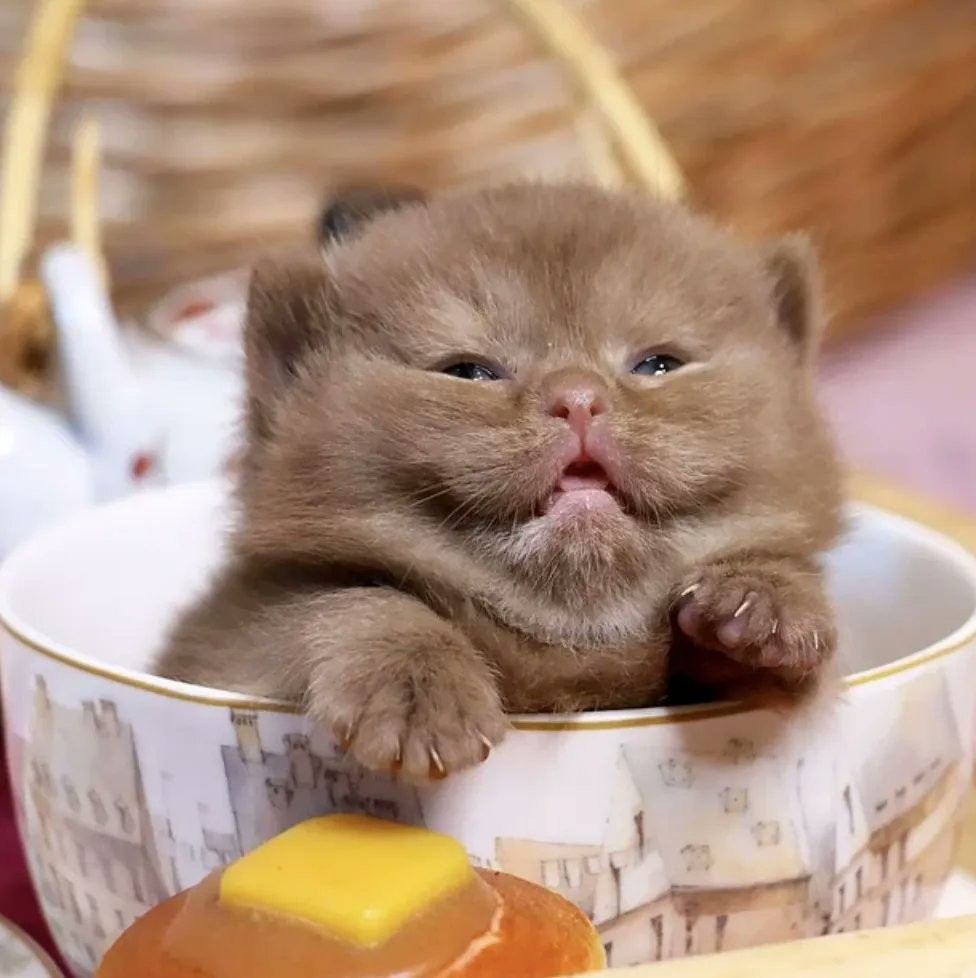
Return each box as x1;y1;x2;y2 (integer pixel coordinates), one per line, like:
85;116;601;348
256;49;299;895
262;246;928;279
543;371;609;438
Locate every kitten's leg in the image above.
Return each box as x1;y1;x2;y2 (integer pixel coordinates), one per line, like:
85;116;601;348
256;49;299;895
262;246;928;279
157;574;508;781
672;555;836;693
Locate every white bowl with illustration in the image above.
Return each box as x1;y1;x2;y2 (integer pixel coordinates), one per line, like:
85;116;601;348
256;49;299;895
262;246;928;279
2;482;975;976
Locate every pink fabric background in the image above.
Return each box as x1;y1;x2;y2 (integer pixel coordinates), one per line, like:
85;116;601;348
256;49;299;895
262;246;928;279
821;275;976;514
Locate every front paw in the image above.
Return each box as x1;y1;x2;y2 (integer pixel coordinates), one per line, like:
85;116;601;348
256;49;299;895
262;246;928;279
308;647;509;782
675;558;835;679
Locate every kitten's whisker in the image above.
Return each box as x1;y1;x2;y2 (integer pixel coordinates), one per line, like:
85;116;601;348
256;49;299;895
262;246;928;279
394;483;502;588
401;485;457;511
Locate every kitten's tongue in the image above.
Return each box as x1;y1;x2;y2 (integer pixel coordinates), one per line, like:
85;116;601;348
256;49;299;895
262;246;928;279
544;461;618;516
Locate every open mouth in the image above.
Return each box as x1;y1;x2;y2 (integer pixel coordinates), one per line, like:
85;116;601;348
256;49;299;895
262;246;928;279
541;458;621;517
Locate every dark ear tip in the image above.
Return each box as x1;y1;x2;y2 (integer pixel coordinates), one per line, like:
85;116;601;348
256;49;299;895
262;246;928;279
248;249;326;302
317;184;427;245
761;232;824;357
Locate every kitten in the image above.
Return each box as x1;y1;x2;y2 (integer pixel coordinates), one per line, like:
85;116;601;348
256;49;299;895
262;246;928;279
156;182;844;781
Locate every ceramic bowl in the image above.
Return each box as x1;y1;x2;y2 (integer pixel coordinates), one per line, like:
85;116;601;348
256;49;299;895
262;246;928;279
2;483;976;977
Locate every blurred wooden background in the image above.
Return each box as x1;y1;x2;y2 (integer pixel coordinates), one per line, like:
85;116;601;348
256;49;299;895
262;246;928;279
1;0;975;338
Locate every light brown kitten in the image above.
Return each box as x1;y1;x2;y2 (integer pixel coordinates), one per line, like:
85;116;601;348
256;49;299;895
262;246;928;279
157;182;844;781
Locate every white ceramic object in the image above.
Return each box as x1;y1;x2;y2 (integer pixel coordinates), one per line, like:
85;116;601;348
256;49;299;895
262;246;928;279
0;247;167;560
0;387;92;557
144;269;248;359
0;916;64;978
40;246;162;502
41;245;244;490
2;483;976;977
129;268;246;484
0;244;245;560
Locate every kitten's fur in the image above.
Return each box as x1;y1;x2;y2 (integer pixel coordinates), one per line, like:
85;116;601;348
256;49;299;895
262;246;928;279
157;183;843;781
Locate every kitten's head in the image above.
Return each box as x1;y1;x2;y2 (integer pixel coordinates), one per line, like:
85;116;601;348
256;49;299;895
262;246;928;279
237;183;839;645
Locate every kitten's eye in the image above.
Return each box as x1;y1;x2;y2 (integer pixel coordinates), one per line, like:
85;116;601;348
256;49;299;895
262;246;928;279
441;361;502;382
631;353;685;377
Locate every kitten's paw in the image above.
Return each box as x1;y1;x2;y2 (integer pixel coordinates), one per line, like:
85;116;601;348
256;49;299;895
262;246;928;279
675;559;835;679
309;651;509;782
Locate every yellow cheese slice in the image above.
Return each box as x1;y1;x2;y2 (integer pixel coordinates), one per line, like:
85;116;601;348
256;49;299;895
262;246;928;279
219;814;474;947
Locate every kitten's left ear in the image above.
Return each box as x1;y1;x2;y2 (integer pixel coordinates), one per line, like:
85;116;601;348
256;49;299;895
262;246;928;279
317;185;427;246
760;234;825;364
244;252;335;444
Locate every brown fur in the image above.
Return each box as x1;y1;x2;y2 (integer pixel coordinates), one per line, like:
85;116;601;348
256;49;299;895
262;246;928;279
156;182;844;780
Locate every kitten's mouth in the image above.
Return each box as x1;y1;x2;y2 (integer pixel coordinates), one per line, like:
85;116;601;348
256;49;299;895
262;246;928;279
541;458;622;517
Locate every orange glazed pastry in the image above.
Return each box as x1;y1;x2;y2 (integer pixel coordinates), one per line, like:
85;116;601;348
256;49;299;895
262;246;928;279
96;814;605;978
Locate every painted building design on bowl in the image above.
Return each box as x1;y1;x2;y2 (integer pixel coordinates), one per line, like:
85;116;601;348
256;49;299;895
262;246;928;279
495;738;813;965
151;803;240;897
491;673;969;969
5;659;971;976
10;686;424;978
221;710;422;855
16;678;170;977
817;672;966;935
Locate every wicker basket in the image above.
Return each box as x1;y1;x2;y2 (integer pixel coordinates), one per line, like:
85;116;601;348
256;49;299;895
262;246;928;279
2;0;975;364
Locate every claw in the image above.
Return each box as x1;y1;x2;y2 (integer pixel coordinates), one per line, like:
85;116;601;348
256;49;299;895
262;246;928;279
336;723;354;752
429;746;447;779
680;582;700;599
733;596;753;619
477;731;494;762
771;619;779;636
813;630;821;651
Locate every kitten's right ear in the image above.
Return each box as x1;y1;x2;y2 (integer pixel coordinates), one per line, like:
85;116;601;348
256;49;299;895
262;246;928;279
244;252;334;442
317;185;427;246
760;234;825;366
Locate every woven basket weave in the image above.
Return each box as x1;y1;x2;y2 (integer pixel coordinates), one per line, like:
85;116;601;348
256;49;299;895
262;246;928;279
2;0;975;345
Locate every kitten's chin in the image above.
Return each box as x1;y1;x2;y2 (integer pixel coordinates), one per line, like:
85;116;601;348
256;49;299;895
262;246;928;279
481;531;663;647
517;500;634;556
478;504;656;642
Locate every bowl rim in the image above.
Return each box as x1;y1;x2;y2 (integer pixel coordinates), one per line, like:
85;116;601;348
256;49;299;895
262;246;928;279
2;484;976;732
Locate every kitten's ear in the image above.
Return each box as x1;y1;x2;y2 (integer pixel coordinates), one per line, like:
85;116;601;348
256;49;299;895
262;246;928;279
317;185;427;246
244;252;334;442
760;234;825;364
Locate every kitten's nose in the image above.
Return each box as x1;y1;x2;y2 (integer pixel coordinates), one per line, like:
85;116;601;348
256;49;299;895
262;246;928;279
543;370;609;438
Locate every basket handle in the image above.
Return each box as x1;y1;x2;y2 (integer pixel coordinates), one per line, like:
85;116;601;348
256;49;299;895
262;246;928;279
504;0;685;201
71;116;108;288
0;0;682;308
0;0;86;301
